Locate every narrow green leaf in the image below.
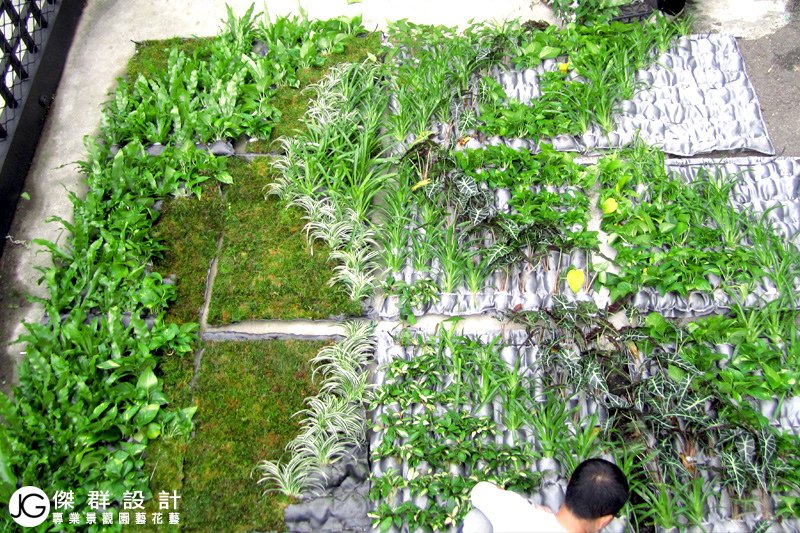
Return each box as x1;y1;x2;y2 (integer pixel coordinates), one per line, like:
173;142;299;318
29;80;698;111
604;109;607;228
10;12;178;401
91;401;111;420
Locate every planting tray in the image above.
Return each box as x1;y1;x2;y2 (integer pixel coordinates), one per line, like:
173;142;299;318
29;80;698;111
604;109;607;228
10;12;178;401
370;328;620;533
284;445;372;532
667;157;800;243
369;326;800;533
374;156;800;321
471;34;775;157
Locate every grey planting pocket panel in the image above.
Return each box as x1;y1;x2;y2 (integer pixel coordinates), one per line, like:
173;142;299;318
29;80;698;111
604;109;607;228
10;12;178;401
371;327;800;533
667;157;800;243
374;157;800;320
479;34;775;157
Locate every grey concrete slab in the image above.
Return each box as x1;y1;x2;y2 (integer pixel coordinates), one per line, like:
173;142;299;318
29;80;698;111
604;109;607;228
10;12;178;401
737;5;800;156
687;0;800;155
688;0;794;39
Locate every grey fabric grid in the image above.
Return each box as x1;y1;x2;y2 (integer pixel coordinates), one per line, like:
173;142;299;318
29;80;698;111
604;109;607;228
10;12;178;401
473;35;775;156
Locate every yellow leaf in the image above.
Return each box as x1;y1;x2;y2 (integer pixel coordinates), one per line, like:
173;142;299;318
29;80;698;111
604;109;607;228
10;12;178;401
566;268;585;293
601;197;618;214
558;62;570;74
411;179;430;191
627;341;640;360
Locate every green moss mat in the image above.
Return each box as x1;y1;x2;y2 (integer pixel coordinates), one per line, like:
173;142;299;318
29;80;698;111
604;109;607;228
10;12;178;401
153;182;226;325
145;340;325;532
182;340;324;531
127;37;215;81
208;158;363;323
245;32;383;153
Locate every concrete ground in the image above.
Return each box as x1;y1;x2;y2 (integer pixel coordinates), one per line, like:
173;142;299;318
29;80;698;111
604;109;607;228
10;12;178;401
0;0;797;392
690;0;800;156
737;4;800;157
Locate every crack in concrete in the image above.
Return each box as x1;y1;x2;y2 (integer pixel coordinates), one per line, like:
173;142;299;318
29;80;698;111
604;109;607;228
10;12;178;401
199;229;224;334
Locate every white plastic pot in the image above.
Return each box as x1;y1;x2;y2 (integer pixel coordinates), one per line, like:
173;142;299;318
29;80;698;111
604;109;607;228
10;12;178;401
537;457;560;474
381;295;399;319
539;483;564;513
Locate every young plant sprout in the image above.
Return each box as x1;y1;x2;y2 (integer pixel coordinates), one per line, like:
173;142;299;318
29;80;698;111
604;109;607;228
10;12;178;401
435;224;467;294
464;246;490;305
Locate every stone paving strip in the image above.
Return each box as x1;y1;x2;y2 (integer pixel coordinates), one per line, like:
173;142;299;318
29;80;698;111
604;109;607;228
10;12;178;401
201;314;529;342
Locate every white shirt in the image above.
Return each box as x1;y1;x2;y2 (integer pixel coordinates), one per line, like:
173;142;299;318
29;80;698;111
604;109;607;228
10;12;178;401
469;482;568;533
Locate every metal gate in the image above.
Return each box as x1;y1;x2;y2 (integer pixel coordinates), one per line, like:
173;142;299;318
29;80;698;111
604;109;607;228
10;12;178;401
0;0;83;256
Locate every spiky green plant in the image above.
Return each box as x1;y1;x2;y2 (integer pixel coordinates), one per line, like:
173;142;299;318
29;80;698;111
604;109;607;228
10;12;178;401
290;428;351;466
256;453;324;498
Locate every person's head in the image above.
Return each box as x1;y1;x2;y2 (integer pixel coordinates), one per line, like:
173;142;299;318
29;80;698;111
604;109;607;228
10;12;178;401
563;458;629;532
657;0;685;16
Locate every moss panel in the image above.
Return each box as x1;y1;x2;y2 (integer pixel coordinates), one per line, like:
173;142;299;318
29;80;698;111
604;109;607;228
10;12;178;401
179;340;325;532
208;158;362;323
154;182;226;325
127;37;215;81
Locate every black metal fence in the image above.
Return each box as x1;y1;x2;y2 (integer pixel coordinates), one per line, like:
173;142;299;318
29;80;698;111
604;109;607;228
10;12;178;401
0;1;58;138
0;0;82;256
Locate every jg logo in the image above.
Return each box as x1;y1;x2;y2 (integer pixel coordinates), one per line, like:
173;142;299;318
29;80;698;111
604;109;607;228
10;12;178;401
8;486;50;527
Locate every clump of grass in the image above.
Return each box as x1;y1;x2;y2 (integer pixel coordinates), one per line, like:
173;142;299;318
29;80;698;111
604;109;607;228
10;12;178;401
208;158;363;323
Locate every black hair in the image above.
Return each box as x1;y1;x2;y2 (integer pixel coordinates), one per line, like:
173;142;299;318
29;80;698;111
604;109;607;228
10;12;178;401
657;0;686;16
564;458;629;520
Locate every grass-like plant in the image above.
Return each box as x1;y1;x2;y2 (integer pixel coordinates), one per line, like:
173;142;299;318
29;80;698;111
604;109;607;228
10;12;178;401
434;224;466;294
290;427;351;466
328;229;380;297
375;173;414;275
472;336;504;408
294;196;358;251
311;322;374;403
271;59;395;301
409;202;444;276
256;453;325;498
257;322;374;498
525;390;572;457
